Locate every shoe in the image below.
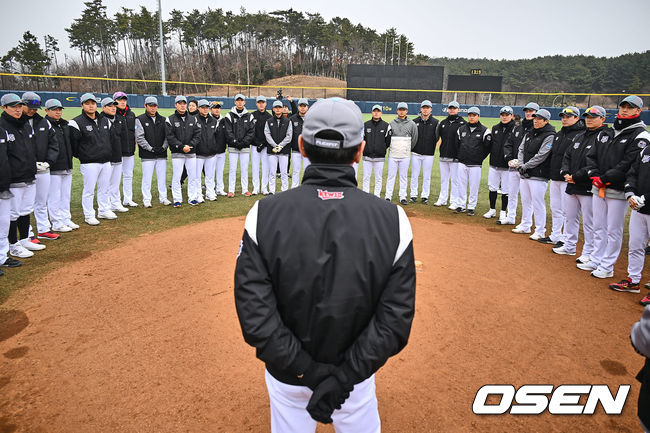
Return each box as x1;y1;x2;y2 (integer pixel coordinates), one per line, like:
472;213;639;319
21;238;45;251
495;211;507;224
576;255;591;264
553;241;564;248
536;236;554;245
454;207;465;213
645;282;650;290
197;197;205;203
218;190;227;196
207;196;217;201
529;233;543;241
577;262;597;271
52;224;72;233
85;217;100;226
112;204;129;213
161;199;172;206
190;200;199;206
609;278;640;293
252;189;259;195
98;211;118;220
448;204;456;210
124;200;139;207
66;220;80;230
385;198;391;202
173;202;181;208
433;200;444;207
483;209;497;219
503;218;516;225
640;293;650;306
143;200;152;208
410;197;417;203
467;209;475;216
9;243;33;258
646;246;650;255
227;192;234;198
244;191;252;197
400;199;408;205
30;236;41;245
590;269;614;279
552;246;576;256
37;231;60;240
0;268;4;276
512;227;531;234
1;258;22;267
421;198;428;205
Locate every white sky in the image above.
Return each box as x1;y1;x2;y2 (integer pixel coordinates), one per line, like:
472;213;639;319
2;0;649;61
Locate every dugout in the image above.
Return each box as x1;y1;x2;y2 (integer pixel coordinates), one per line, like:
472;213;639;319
346;64;444;103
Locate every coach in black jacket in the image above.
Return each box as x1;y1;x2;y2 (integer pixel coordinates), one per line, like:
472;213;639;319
167;95;201;205
289;98;310;189
114;91;138;207
251;96;273;195
224;94;255;196
410;100;439;204
456;107;491;214
435;101;466;208
235;98;415;430
135;96;170;207
485;106;516;221
362;104;391;197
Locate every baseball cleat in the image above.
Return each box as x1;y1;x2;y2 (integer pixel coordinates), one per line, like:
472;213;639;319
448;204;456;210
52;224;73;233
30;236;41;244
207;196;217;201
190;200;199;206
483;209;497;219
143;200;153;208
66;220;80;230
98;211;118;220
511;227;531;234
576;255;591;264
536;236;554;244
124;200;139;207
590;269;614;279
173;202;182;208
577;262;597;271
244;191;253;197
529;233;543;241
400;199;408;205
454;207;465;213
161;199;172;206
553;241;564;248
467;209;475;216
252;189;259;195
218;190;228;196
21;239;45;251
9;243;33;258
385;198;391;202
409;197;417;203
37;231;60;240
112;204;129;213
640;293;650;306
552;246;576;256
1;257;22;267
608;278;640;293
227;192;234;198
433;200;445;207
421;198;428;205
85;217;100;226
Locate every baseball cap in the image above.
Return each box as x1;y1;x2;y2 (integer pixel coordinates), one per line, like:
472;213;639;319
302;98;364;150
533;109;551;120
583;105;606;118
620;95;643;108
80;93;97;104
298;98;309;106
44;99;63;110
210;101;221;108
468;107;480;115
101;97;116;107
256;95;266;102
22;91;41;109
197;99;210;107
1;93;23;107
112;91;128;100
421;100;432;108
524;102;540;112
272;100;283;108
560;106;580;117
372;104;382;112
500;106;513;114
235;93;245;101
174;95;187;104
448;101;460;109
144;96;158;106
397;102;408;110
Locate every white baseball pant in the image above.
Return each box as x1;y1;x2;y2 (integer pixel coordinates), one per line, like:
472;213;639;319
457;163;482;210
507;170;521;221
518;178;548;236
215;153;226;194
141;159;168;203
228;149;249;194
291;151;310;189
591;195;629;274
264;370;380;433
487;167;509;193
268;154;289;193
121;155;135;204
362;157;385;197
438;160;460;207
410;153;434;199
250;147;267;194
109;163;123;209
549;180;567;243
0;198;11;264
563;193;594;257
33;171;52;233
172;155;198;203
79;162;111;219
628;210;650;283
385;157;409;200
196;156;218;200
9;184;36;220
48;173;73;228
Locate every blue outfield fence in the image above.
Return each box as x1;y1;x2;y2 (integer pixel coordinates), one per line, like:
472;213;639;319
1;90;649;123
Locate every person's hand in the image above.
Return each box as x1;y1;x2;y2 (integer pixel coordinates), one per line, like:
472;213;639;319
306;375;352;424
564;174;574;184
299;361;336;390
508;159;519;168
590;176;604;188
517;166;525;175
629;195;645;210
183;145;191;153
287;95;293;102
273;146;281;153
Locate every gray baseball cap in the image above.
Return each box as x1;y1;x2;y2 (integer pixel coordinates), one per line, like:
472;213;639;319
272;100;283;108
256;95;266;102
197;99;210;107
448;101;460;109
174;95;187;104
101;97;116;107
80;93;96;104
583;105;606;118
500;106;513;114
468;107;480;115
44;99;63;110
533;109;551;120
421;100;432;107
371;104;382;111
22;91;41;109
1;93;23;107
620;95;643;108
234;93;245;101
144;96;158;106
560;106;580;117
302;98;364;150
397;102;408;110
524;102;540;112
298;98;309;106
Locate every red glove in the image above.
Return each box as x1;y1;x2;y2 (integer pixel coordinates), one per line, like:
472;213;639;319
591;176;604;189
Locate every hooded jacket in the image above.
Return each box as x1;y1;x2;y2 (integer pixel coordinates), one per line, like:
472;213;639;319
45;115;73;172
116;105;136;156
363;118;391;159
68;111;112;164
561;126;613;196
289;113;307;153
549;120;585;181
489;120;516;168
388;117;418;159
166;110;201;157
518;123;556;180
224;107;255;151
0;112;35;185
437;115;466;161
23;112;59;167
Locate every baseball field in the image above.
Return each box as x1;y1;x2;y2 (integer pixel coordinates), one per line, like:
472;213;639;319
0;109;646;431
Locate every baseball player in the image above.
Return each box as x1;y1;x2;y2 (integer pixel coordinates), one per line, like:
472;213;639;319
167;95;201;207
135;96;170;208
0;123;22;272
455;107;491;216
539;106;585;246
265;100;293;194
630;306;650;430
362;104;391;197
251;96;272;195
385;102;418;205
434;101;466;208
290;98;310;188
210;101;228;196
234;97;415;433
44;99;78;232
195;99;219;201
486;106;516;222
224;94;255;197
580;95;649;279
511;109;555;239
410;100;439;204
114;91;138;207
554;106;612;263
98;97;130;213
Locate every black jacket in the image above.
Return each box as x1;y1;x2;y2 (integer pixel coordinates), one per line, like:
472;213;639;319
224;108;255;150
98;112;127;164
196;114;219;156
549;121;585;181
437;115;466;160
363;118;391;159
252;110;273;149
234;164;415;386
625;145;650;215
166;110;201;155
457;122;491;166
561;126;613;196
212;114;227;154
412;116;439;156
504;118;534;163
45;116;73;172
0;127;11;192
265;115;292;155
116;105;136;156
289;113;306;152
69;112;113;164
489;120;516;168
520;124;556;180
136;113;168;159
0;111;36;184
24;112;59;166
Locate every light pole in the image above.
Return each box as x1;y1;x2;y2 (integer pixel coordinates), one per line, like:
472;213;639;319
158;0;167;95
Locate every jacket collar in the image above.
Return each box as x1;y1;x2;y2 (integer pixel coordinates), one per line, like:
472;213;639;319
302;164;358;188
230;106;249;117
45;115;68;126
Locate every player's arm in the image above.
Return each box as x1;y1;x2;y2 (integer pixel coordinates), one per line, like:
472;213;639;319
223;114;237;146
189;118;201;149
134;119;154;152
68;119;81;157
241;115;256;146
410;122;418;149
602;136;647;186
278;121;293;150
624;147;642;199
522;135;553;169
165;117;183;151
45;120;60;166
384;124;392;151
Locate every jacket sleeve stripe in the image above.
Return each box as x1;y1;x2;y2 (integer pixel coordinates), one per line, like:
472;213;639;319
244;201;260;245
68;120;79;131
394;206;413;265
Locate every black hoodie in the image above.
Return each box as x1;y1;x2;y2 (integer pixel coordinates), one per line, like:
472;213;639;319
0;111;36;184
549;120;585;181
116;105;136;156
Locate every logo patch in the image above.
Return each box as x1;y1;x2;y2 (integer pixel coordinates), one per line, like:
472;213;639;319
317;189;344;200
601;135;609;143
574;143;580;149
638;140;647;149
546;142;553;149
462;132;467;137
621;139;627;143
643;155;650;163
85;125;93;132
7;134;15;141
145;123;149;127
174;122;180;127
39;127;45;131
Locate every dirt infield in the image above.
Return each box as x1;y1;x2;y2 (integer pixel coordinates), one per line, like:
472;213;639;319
0;215;645;432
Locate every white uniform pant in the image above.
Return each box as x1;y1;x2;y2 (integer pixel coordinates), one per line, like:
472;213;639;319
563;193;594;257
519;178;548;236
438;160;460;207
121;155;135;204
215;153;226;193
487;167;509;193
291;151;310;189
591;195;628;274
385;157;410;200
34;171;51;233
410;154;434;199
80;162;111;219
507;170;521;220
10;184;36;220
268;154;289;193
549;180;567;243
48;173;72;228
0;198;11;264
265;370;380;433
362;157;384;197
251;147;268;193
228;150;249;194
172;155;198;203
628;210;650;283
109;163;123;208
196;156;217;200
457;163;482;210
141;158;168;203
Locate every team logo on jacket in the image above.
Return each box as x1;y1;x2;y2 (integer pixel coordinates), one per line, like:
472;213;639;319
145;123;149;126
174;122;180;127
367;128;372;133
643;155;650;164
573;142;580;149
317;189;344;200
600;135;609;143
39;127;45;131
6;134;15;141
462;132;467;137
85;125;93;132
296;122;300;127
639;140;648;149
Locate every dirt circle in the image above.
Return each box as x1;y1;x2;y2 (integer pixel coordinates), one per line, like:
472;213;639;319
0;216;645;432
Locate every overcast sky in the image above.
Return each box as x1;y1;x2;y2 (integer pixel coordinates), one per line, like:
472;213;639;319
3;0;649;61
